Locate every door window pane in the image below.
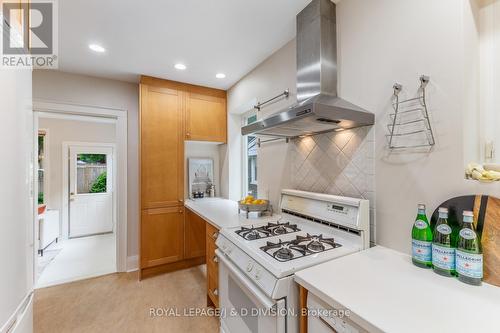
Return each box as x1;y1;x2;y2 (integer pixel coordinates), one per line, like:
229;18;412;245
77;154;107;194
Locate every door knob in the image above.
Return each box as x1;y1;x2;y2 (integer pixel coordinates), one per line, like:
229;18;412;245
213;256;218;263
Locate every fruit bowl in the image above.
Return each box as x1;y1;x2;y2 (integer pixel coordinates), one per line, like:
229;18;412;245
238;197;272;218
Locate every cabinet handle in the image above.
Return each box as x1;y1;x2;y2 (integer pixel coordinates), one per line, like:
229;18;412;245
186;132;191;138
213;256;218;263
212;232;218;240
213;289;218;296
178;199;184;203
179;209;183;213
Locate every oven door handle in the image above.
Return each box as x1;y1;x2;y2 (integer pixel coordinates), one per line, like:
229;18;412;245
216;250;275;309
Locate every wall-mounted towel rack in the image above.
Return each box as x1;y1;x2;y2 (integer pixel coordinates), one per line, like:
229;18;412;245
254;89;289;111
257;137;289;147
387;75;435;150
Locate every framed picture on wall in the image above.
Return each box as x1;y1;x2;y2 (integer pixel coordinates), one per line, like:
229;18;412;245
188;158;214;198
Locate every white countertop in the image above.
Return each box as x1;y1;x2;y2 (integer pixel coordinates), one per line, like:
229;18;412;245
185;197;277;229
295;246;500;333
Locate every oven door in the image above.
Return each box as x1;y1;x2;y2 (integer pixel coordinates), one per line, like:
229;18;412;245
216;250;286;333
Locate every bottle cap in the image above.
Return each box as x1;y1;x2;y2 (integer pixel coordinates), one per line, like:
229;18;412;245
438;207;448;213
463;210;473;217
418;204;426;210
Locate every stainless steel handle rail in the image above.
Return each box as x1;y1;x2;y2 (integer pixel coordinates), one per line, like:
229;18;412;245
254;89;290;111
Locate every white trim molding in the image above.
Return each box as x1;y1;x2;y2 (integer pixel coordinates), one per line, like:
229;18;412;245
126;255;139;272
33;100;128;273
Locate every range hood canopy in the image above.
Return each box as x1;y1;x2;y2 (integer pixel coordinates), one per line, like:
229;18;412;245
241;0;374;138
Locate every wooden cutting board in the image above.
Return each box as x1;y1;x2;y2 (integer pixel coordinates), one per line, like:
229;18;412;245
474;196;500;286
430;195;500;287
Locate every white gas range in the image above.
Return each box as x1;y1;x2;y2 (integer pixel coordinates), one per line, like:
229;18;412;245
215;189;370;333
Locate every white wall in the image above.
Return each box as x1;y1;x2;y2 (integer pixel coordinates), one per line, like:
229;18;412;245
38;117;116;236
223;39;297;205
227;0;500;254
33;71;140;257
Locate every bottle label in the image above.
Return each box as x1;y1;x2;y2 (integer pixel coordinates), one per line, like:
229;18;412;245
456;250;483;278
459;228;476;240
432;244;455;270
414;220;427;230
412;240;432;263
436;224;452;235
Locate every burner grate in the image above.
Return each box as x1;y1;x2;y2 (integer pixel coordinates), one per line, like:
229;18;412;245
260;234;342;262
234;221;300;240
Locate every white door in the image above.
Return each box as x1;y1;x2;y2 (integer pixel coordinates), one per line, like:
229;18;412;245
69;146;114;238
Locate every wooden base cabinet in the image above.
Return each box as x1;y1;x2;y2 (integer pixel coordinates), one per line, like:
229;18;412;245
141;207;184;269
206;222;220;308
185;208;207;259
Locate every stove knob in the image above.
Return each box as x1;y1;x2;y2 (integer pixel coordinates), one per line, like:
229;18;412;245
246;262;254;272
254;268;262;280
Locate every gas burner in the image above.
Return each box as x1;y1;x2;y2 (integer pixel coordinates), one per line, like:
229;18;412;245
260;240;308;262
260;234;342;262
234;221;301;241
293;234;340;252
235;226;271;240
267;221;300;235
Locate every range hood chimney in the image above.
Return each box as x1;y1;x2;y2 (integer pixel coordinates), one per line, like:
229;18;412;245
242;0;374;138
297;0;337;103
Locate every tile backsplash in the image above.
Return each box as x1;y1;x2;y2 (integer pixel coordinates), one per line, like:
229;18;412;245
290;126;376;243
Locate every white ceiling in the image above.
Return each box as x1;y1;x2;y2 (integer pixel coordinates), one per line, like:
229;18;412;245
58;0;311;90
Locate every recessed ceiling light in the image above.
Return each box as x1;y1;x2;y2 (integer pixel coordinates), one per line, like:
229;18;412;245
216;73;226;79
88;44;106;53
175;63;187;70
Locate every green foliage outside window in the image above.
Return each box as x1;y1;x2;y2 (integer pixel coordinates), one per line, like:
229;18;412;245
78;154;106;164
90;172;107;193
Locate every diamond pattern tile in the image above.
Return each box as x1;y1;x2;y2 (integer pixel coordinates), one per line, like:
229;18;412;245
290;128;376;243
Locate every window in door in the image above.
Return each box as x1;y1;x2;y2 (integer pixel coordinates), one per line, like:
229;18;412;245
243;113;258;198
76;154;108;194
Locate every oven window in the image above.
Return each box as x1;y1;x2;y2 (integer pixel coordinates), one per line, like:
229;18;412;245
229;275;259;332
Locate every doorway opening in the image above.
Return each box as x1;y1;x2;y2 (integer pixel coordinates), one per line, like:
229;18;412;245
34;112;119;288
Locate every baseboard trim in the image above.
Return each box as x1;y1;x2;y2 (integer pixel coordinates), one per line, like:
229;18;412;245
140;256;205;279
126;255;139;272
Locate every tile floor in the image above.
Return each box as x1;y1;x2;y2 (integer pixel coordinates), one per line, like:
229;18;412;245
36;233;116;288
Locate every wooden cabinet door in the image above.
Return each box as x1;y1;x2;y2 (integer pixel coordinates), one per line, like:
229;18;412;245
184;208;206;259
186;91;227;143
140;84;184;209
141;207;184;268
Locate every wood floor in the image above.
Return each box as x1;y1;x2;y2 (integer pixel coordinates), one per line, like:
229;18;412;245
34;265;219;333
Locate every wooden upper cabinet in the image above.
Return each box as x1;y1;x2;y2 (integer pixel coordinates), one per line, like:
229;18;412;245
141;207;185;268
184;208;206;259
140;83;184;209
186;88;227;143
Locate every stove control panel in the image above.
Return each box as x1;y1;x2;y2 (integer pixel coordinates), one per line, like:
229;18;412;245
216;235;277;298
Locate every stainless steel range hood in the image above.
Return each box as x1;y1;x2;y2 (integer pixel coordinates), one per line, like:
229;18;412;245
241;0;374;138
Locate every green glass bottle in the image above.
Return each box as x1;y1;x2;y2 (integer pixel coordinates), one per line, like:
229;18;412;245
411;204;432;268
432;207;455;276
456;211;483;286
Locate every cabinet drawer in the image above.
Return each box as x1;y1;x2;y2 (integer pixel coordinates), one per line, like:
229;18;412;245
206;240;219;277
207;270;219;308
206;222;219;242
